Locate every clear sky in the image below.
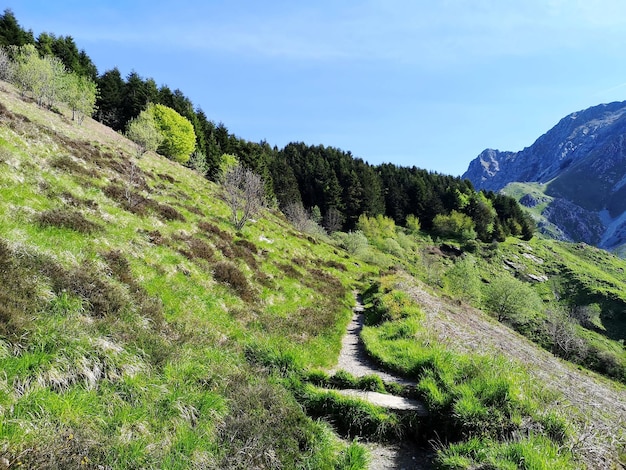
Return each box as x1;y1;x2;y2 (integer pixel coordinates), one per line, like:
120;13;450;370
5;1;626;176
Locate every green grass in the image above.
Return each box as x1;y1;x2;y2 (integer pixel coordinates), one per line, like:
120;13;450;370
359;276;579;468
2;76;625;468
0;83;372;469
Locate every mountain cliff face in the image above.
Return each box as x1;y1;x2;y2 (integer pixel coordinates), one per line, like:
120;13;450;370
463;101;626;251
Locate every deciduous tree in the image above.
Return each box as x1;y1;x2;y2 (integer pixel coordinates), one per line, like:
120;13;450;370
150;103;196;163
62;72;97;123
223;163;267;230
483;274;541;324
125;106;163;157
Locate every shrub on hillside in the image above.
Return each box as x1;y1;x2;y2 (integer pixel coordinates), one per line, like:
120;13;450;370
150;103;196;163
197;220;233;241
213;261;253;301
482;274;542;324
36;208;100;234
333;230;368;255
155;202;186;222
187;238;214;263
43;260;128;318
432;210;477;242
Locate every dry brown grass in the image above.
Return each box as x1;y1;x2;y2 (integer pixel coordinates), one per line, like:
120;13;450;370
213;261;254;302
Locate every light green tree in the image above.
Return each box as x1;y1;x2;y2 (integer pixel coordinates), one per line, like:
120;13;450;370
40;55;66;108
8;44;40;98
433;210;477;241
483;274;542;324
62;73;97;124
9;45;66;107
405;214;421;234
444;255;482;304
150;103;196;163
357;213;396;248
125;106;163;157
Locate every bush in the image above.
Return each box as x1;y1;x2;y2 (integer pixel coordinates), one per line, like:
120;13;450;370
150;104;196;163
125;106;163;156
335;230;369;255
0;239;42;338
155;203;186;222
36;208;100;234
216;374;319;469
444;255;482;304
197;221;232;241
43;260;129;318
433;211;476;242
482;274;542;324
213;261;253;301
187;238;214;263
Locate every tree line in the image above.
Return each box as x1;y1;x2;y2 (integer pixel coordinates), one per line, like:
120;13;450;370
0;9;534;242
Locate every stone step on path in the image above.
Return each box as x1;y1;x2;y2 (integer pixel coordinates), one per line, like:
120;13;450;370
333;389;428;415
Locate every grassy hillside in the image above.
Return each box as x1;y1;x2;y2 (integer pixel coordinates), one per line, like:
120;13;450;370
0;81;377;468
0;80;625;469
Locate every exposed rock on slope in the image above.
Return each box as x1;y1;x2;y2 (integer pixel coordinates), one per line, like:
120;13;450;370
463;101;626;251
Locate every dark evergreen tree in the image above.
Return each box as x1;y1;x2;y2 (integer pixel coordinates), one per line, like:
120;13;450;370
0;9;34;48
119;71;154;129
269;154;302;209
35;32;54;55
215;122;231;155
95;68;125;130
195;109;221;179
77;49;98;80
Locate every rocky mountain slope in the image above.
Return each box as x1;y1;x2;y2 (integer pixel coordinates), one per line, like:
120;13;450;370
463;101;626;250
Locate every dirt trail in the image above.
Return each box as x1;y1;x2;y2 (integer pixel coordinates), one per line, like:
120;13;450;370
332;295;434;470
331;297;415;386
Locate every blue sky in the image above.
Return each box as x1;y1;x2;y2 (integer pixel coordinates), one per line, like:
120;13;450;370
6;1;626;175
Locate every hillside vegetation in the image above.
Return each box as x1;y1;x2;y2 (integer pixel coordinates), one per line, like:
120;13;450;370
0;10;625;469
0;82;623;468
0;81;375;468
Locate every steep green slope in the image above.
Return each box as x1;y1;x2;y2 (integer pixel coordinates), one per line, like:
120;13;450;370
0;81;375;468
1;78;625;469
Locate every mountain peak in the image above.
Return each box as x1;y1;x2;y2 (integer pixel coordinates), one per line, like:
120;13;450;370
463;101;626;251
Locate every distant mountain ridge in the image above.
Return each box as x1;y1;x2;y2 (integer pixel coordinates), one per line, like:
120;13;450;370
463;101;626;252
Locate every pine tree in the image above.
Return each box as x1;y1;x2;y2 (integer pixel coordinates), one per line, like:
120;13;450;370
96;68;125;129
0;9;34;48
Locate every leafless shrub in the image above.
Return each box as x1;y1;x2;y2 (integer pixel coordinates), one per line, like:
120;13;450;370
323;207;344;233
568;417;626;469
546;308;588;361
222;163;266;230
0;47;11;81
283;202;309;231
283;201;327;237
